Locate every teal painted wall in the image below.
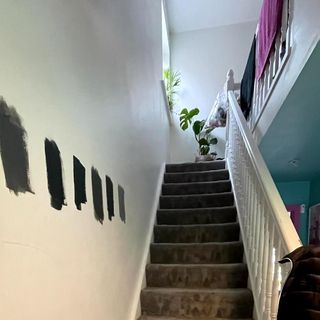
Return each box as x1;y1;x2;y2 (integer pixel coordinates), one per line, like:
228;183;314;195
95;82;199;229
310;178;320;206
276;181;310;244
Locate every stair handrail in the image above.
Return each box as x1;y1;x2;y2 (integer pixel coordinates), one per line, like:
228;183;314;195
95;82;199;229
228;91;301;253
225;73;301;320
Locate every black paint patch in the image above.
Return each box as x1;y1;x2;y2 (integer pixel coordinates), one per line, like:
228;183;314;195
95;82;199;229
106;175;114;221
118;184;126;223
73;156;87;210
0;98;33;195
44;139;66;210
91;167;104;224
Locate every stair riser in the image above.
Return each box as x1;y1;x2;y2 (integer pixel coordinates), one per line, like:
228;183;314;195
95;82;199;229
141;290;253;318
150;243;243;264
146;265;248;289
164;170;229;183
166;161;225;173
162;181;231;195
157;208;237;225
159;194;234;209
154;224;240;243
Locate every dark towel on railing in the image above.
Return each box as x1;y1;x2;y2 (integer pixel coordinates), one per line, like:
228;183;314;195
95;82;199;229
240;36;256;120
256;0;283;79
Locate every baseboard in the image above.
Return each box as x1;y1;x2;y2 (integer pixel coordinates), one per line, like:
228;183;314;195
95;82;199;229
128;162;166;320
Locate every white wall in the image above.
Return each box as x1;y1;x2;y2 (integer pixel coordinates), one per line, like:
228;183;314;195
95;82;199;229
169;21;257;162
0;1;170;320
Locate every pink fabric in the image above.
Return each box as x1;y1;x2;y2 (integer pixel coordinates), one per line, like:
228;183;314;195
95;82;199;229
256;0;283;79
286;205;301;233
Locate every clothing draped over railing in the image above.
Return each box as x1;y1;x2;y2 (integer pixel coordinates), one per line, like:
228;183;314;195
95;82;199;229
239;0;291;135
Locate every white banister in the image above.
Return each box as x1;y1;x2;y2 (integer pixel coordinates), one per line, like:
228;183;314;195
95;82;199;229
225;88;301;320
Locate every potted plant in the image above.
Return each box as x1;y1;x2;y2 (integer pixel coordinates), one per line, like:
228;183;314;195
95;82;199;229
180;107;218;162
163;69;181;112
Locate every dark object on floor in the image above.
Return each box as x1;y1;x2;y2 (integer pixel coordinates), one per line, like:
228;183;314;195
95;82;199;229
278;245;320;320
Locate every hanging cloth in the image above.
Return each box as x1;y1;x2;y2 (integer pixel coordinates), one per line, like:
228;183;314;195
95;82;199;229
256;0;283;79
240;36;256;120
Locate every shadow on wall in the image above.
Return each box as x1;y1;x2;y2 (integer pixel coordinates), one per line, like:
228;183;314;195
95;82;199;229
0;96;126;224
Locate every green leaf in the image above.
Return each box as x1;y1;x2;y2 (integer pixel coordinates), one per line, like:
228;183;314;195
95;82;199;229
188;108;200;118
200;145;210;155
192;121;202;135
209;138;218;145
205;127;214;134
180;108;188;115
199;138;209;146
181;122;188;131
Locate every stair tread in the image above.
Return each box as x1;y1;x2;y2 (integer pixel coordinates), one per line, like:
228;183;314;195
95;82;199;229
165;161;226;173
157;205;236;212
147;262;246;268
139;316;251;320
160;192;233;198
155;222;239;228
151;241;242;246
162;180;231;186
165;169;228;176
142;287;251;294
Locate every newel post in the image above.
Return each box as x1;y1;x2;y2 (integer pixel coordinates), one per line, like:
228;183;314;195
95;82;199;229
225;69;236;93
225;69;235;160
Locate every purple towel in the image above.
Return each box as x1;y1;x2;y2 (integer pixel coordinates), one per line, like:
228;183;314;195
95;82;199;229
256;0;283;79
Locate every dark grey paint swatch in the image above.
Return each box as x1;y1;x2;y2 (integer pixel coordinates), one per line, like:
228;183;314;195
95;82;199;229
73;156;87;210
118;184;126;223
44;139;66;210
0;98;32;195
91;167;104;224
106;175;114;221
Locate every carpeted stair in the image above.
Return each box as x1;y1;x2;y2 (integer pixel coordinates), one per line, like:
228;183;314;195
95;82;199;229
139;161;253;320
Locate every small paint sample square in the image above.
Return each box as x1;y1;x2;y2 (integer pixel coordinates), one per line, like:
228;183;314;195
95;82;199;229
106;175;114;221
44;139;66;210
118;184;126;223
0;98;32;195
91;167;104;224
73;156;87;210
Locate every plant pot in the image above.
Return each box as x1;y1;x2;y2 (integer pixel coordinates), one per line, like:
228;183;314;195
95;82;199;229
195;154;216;162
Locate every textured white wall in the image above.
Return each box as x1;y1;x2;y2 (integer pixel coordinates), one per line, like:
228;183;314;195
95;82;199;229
169;21;257;162
0;1;170;320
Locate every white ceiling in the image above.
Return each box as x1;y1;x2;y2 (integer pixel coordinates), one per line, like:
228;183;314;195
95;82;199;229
165;0;263;34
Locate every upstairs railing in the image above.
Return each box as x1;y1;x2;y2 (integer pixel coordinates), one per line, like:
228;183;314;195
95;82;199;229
249;0;291;134
224;71;302;320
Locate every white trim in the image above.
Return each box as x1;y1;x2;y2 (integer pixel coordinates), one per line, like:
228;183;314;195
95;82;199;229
129;162;166;320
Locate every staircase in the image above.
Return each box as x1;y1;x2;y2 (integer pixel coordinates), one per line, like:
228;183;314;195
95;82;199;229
139;161;253;320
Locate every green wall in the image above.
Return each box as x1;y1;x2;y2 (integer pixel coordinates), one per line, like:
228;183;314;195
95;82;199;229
276;181;310;244
310;178;320;206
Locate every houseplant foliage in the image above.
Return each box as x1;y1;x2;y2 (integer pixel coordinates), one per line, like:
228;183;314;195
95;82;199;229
180;107;218;160
164;69;181;112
